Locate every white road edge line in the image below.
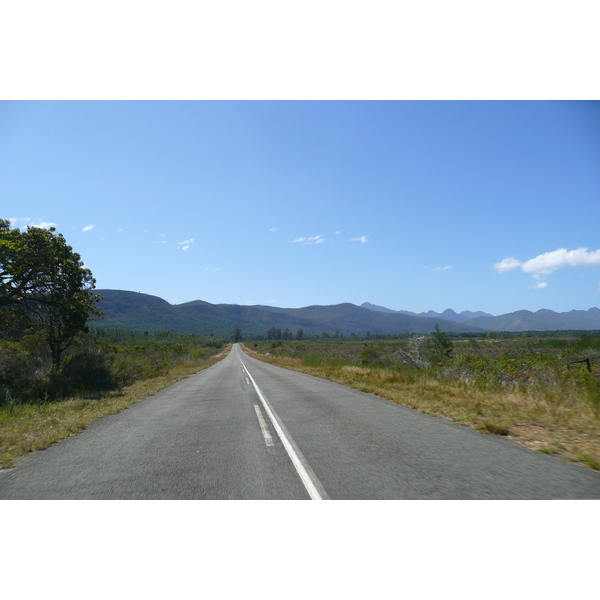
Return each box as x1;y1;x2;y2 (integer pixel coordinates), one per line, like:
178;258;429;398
253;404;274;446
237;348;329;500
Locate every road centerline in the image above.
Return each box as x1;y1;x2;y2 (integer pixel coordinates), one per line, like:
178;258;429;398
236;347;329;500
253;404;274;446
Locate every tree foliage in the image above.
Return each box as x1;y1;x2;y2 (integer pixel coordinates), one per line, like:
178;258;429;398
429;324;454;363
0;219;102;367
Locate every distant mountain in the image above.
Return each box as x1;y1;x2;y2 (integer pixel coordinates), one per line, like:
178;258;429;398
361;302;493;323
361;302;401;314
94;290;488;338
94;291;600;336
463;308;600;332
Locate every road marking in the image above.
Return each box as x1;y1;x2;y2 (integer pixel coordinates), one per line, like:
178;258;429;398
253;404;274;446
237;347;329;500
245;377;250;385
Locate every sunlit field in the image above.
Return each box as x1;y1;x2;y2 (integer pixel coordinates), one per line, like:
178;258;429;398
243;333;600;470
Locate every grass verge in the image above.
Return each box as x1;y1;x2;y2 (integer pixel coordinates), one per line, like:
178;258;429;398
0;347;229;469
241;344;600;471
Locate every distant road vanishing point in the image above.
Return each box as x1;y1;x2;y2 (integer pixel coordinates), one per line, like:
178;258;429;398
2;344;599;499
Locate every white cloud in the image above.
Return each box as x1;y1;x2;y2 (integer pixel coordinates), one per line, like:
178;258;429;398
433;266;452;272
495;248;600;278
292;235;325;245
178;238;194;251
494;257;522;273
350;235;368;244
31;220;57;229
270;227;279;232
530;281;548;289
82;224;94;231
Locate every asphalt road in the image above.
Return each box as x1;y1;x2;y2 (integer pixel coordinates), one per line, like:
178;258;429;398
2;344;600;499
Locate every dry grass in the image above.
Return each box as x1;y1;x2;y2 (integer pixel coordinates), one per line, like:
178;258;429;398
241;345;600;471
0;349;229;469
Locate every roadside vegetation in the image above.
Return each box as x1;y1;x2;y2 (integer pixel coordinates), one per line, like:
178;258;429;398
0;330;228;468
0;219;230;468
242;331;600;470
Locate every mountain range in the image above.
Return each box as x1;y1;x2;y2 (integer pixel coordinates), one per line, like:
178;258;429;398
361;303;493;322
93;290;600;337
361;302;600;332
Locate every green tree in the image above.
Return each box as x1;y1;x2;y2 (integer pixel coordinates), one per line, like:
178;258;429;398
429;324;453;363
231;325;242;342
296;327;304;340
0;220;102;367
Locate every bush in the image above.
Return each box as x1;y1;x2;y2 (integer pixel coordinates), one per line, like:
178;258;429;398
0;341;51;405
59;345;115;393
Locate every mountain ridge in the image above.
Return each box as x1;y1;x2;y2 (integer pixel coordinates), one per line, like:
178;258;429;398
361;302;600;331
361;302;493;322
93;290;600;337
94;290;487;337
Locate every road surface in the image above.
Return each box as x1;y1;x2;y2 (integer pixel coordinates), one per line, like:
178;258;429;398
2;344;599;499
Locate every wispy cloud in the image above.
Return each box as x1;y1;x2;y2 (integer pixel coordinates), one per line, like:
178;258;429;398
270;227;279;232
433;266;452;272
292;235;325;245
178;238;195;251
82;224;94;232
34;222;57;229
349;235;368;244
530;281;548;290
27;218;57;229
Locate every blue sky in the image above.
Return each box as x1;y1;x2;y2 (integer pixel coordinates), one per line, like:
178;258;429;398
2;100;599;315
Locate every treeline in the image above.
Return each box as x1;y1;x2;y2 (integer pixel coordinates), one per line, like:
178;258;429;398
0;327;226;406
254;327;600;341
94;328;224;347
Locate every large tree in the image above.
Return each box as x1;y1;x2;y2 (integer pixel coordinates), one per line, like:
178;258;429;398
0;220;102;367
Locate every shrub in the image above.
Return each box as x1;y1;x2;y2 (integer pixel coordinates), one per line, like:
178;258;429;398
59;345;115;393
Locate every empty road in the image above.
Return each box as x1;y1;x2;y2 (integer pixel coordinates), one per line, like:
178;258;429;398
2;344;599;499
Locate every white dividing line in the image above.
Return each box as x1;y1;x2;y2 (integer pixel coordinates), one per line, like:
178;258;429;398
237;348;328;500
253;404;274;446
